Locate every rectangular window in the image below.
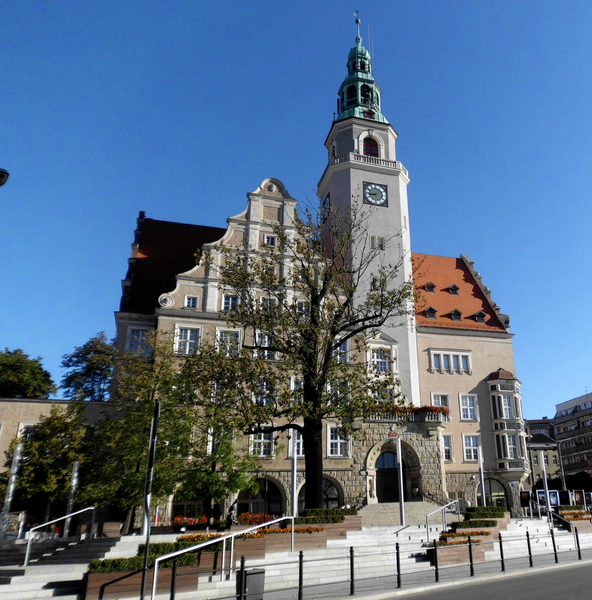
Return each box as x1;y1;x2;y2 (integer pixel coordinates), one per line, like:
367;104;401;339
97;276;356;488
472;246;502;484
17;422;38;441
460;395;477;420
333;339;348;364
463;435;479;461
175;328;200;354
502;396;513;419
429;351;471;373
255;381;274;406
552;455;558;465
370;236;385;250
433;394;449;408
218;330;240;356
289;429;305;457
185;296;198;309
296;300;310;318
223;294;239;312
329;426;349;457
264;235;277;247
508;435;518;459
128;328;151;355
544;453;549;465
371;348;391;372
251;430;273;457
533;454;539;466
443;435;453;461
292;377;304;404
255;332;274;360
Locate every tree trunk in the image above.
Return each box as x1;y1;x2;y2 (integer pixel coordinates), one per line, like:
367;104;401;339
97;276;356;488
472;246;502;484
302;417;325;509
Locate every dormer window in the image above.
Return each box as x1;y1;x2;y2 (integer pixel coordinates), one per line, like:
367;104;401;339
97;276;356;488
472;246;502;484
425;282;436;293
425;307;437;320
450;309;462;322
448;285;459;295
474;311;487;323
363;137;378;157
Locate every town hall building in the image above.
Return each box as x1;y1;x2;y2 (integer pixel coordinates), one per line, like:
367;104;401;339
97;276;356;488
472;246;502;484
114;22;529;519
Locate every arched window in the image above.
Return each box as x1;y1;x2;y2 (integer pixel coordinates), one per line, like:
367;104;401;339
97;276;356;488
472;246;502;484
363;137;379;157
361;85;371;105
360;60;366;72
346;85;357;107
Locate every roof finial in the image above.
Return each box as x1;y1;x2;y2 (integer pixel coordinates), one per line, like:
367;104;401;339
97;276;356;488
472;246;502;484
354;11;362;45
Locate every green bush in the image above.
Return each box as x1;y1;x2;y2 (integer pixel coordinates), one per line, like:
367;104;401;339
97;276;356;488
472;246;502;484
301;508;357;517
294;515;344;525
466;507;506;517
451;519;497;529
137;542;218;556
89;553;203;573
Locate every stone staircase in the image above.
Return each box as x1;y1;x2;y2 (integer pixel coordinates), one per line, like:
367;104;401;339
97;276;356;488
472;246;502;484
359;498;459;528
0;537;120;600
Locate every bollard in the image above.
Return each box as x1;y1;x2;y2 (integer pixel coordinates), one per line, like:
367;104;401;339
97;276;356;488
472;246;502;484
575;527;582;561
350;546;355;596
238;556;246;600
526;531;533;568
468;536;474;577
433;539;439;582
170;561;178;600
298;550;304;600
551;528;558;563
396;542;401;588
499;533;505;572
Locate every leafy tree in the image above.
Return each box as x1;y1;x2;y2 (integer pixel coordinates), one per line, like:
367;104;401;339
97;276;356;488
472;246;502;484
60;332;115;401
0;403;88;520
0;348;57;398
204;207;414;509
82;335;256;529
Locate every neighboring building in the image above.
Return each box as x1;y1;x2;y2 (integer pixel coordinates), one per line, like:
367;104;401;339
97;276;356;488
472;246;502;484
554;393;592;478
114;23;528;516
0;398;107;472
525;433;560;488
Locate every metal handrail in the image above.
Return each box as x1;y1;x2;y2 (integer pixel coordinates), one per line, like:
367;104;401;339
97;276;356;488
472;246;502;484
150;515;295;600
24;505;95;566
426;499;460;534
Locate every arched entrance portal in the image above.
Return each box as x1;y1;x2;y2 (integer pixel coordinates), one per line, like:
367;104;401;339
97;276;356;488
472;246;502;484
237;478;283;516
376;451;407;503
477;478;508;508
366;439;422;504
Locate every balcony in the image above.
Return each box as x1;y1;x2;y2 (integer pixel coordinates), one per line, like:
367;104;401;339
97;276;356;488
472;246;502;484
365;410;447;424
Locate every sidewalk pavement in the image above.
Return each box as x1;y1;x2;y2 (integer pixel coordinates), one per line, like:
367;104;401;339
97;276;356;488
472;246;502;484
261;546;592;600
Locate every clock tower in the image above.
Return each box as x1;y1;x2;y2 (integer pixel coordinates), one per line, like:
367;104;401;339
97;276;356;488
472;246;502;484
317;16;420;405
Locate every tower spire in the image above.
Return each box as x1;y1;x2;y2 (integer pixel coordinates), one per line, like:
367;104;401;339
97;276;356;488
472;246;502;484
335;14;388;123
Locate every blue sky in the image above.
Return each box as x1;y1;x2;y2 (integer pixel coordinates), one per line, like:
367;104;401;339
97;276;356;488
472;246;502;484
1;1;591;419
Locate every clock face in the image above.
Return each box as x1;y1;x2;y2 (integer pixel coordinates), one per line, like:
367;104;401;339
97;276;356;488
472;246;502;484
363;182;388;206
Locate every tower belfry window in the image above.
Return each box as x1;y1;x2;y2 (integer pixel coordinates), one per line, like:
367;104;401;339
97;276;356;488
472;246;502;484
361;85;371;105
363;137;378;157
346;85;357;107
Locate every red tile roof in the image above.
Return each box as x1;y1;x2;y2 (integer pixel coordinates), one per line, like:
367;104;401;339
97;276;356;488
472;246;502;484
120;213;226;314
412;253;508;333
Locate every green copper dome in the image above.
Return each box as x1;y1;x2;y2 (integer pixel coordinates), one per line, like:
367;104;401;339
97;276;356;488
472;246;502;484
336;16;388;124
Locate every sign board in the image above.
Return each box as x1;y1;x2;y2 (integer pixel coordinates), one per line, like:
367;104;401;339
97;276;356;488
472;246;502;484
388;432;398;438
368;471;376;477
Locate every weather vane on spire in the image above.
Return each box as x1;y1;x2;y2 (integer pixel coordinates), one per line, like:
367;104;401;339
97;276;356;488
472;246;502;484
354;10;362;45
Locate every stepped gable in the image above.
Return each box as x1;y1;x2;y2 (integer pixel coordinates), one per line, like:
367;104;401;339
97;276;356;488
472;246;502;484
413;253;509;332
120;211;226;314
